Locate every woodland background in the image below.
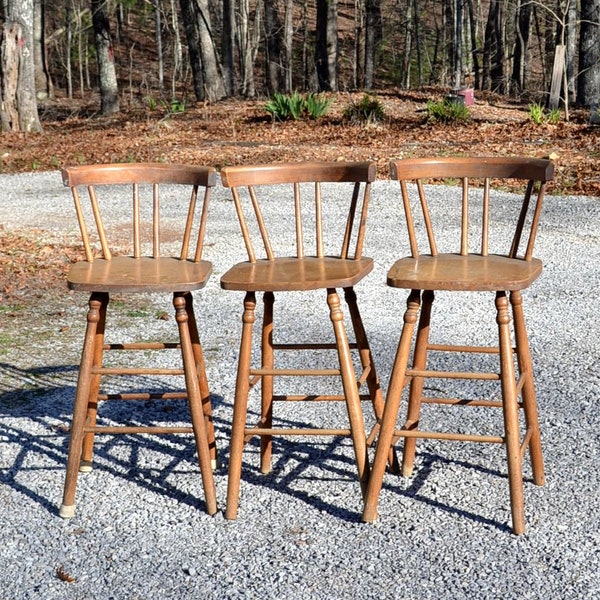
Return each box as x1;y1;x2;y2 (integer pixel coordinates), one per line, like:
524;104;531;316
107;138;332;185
0;1;598;191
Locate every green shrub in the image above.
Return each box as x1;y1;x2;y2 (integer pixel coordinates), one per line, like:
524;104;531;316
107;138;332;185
265;93;291;121
547;107;561;125
286;90;305;120
426;98;470;124
342;94;385;124
265;91;332;121
528;102;546;125
305;92;333;119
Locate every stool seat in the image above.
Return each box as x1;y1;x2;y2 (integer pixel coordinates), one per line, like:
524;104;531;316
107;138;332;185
221;256;374;292
387;254;542;291
68;256;212;292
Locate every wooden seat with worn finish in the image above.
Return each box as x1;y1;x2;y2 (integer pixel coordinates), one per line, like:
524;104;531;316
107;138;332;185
362;156;554;534
59;163;218;518
220;161;394;520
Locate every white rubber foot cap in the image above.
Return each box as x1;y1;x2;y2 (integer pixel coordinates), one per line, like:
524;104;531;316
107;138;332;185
59;504;75;519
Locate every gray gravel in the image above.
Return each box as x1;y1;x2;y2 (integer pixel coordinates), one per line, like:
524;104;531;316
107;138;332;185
1;170;599;599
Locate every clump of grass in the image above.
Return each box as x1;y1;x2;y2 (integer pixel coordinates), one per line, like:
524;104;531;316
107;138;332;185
528;102;561;125
426;98;470;124
528;102;546;125
342;94;385;125
265;91;332;121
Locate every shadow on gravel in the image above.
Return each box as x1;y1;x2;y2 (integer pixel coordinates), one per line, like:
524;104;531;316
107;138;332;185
1;361;517;530
0;361;227;516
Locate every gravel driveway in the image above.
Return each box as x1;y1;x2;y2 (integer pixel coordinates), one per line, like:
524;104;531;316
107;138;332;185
1;170;599;599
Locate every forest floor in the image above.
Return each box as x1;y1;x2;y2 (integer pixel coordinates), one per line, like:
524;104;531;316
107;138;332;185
2;87;599;194
1;87;599;304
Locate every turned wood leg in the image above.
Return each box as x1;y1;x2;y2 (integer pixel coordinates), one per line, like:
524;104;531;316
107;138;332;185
496;291;526;535
260;291;274;474
510;290;545;486
328;289;370;500
174;292;217;515
344;287;399;473
79;293;108;472
363;290;421;523
225;292;256;520
60;292;105;519
401;289;434;477
184;291;218;469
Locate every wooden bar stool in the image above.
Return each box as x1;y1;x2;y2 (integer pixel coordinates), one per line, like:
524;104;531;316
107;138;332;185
220;161;394;519
59;163;218;518
362;157;554;534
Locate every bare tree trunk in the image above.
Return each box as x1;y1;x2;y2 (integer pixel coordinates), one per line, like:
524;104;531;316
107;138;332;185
354;0;365;89
316;0;338;91
401;0;413;89
283;0;293;92
221;0;235;95
92;0;120;115
302;0;310;88
577;0;600;106
482;0;504;92
452;0;462;89
66;0;73;98
264;0;282;94
0;0;43;132
237;0;260;97
155;0;164;89
465;0;479;88
511;0;532;95
180;0;226;102
364;0;381;90
33;0;52;98
180;0;204;99
565;0;577;103
170;0;183;98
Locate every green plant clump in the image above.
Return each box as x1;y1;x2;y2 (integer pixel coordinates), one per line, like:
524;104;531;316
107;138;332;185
528;102;561;125
528;102;546;125
426;98;470;124
548;107;561;125
265;91;332;121
342;94;385;124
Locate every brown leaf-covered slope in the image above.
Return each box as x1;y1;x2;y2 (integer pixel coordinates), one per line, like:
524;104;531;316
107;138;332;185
2;89;599;196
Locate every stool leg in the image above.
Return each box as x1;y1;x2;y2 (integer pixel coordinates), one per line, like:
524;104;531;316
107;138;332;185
510;291;545;486
184;292;218;469
260;292;275;474
174;293;217;516
344;287;399;473
363;290;421;522
225;292;256;520
60;292;105;518
496;291;525;534
362;290;421;523
79;293;108;472
327;289;369;500
401;289;434;476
